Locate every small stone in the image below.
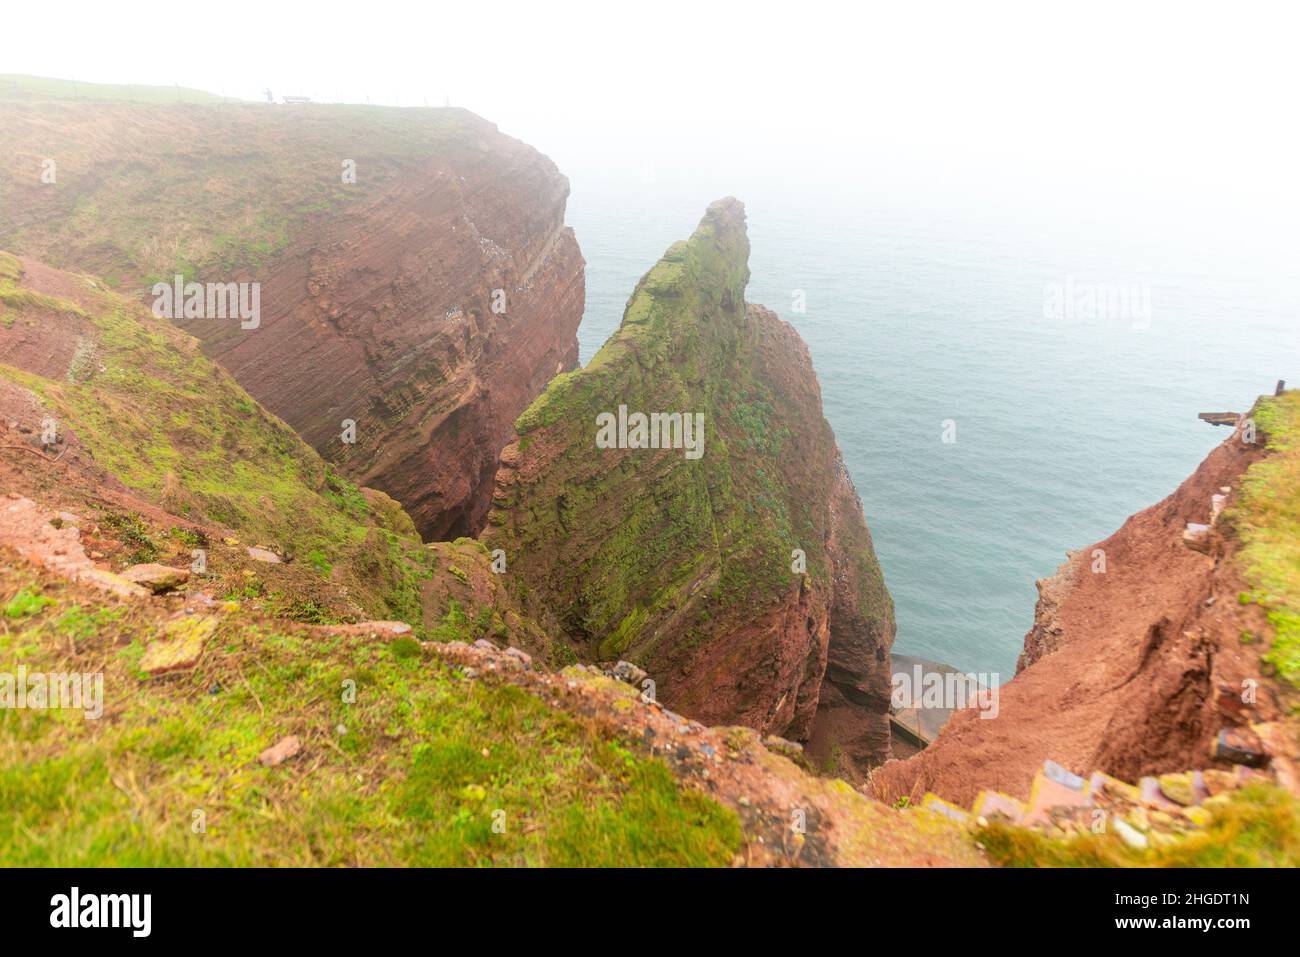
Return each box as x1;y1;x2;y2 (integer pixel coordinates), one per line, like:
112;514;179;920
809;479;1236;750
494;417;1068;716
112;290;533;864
1042;759;1087;792
1201;768;1238;795
1113;819;1148;851
259;735;301;767
472;639;497;652
1139;776;1181;809
504;646;532;668
1213;727;1269;767
1182;523;1212;553
1157;772;1197;806
246;546;281;563
140;616;217;674
462;667;479;679
612;660;648;686
1214;684;1251;719
121;563;191;594
83;568;149;598
356;620;411;635
1202;793;1232;812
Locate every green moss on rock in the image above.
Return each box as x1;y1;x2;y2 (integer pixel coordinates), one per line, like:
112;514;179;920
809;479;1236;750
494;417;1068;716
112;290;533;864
487;199;894;739
0;256;430;623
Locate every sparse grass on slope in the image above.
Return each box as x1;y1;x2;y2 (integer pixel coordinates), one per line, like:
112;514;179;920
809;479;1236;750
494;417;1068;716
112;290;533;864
1234;390;1300;688
0;74;228;104
0;92;482;293
0;568;742;866
975;783;1300;867
0;252;431;623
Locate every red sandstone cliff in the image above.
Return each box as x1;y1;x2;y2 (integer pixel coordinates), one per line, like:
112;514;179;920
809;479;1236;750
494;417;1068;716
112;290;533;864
0;101;584;540
871;418;1292;806
486;200;896;772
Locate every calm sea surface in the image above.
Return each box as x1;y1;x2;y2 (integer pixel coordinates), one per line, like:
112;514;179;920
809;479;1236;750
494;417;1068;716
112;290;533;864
564;174;1300;678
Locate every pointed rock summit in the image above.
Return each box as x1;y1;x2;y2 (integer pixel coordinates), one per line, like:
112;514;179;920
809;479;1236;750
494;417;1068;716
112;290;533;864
487;199;896;770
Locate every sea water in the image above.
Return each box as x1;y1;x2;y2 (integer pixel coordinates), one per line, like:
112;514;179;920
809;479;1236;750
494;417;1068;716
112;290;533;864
566;173;1299;677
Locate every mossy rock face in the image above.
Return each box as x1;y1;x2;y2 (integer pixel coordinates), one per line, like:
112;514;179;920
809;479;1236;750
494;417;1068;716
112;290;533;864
0;253;432;624
360;487;419;541
486;199;894;748
417;539;561;662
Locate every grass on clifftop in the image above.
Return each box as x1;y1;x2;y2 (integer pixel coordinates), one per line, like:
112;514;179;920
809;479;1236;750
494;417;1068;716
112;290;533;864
0;87;483;293
1234;389;1300;688
0;567;742;866
0;74;227;104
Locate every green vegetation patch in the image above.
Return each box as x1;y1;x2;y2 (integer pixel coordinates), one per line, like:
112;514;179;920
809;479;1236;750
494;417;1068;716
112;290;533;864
0;573;741;867
0;261;431;623
490;201;890;668
1234;391;1300;687
0;90;480;291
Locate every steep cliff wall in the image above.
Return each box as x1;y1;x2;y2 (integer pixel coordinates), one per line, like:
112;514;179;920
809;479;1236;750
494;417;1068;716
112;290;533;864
0;250;432;622
0;95;583;539
872;402;1300;806
485;199;895;768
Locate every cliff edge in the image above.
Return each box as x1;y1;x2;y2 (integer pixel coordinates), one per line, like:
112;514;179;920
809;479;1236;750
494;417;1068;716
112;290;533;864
872;395;1300;807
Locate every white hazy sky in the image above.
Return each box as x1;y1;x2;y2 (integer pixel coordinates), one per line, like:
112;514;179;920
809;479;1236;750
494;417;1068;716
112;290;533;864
6;0;1299;226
